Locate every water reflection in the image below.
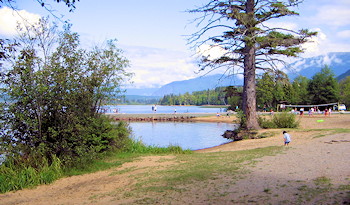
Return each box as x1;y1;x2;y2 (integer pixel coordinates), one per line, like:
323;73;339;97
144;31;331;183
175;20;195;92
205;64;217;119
129;121;238;150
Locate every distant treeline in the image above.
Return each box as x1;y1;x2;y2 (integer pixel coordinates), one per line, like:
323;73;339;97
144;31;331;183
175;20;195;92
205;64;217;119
158;66;350;111
158;87;241;106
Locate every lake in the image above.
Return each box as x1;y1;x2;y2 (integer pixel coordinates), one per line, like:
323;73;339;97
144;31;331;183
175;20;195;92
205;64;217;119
102;105;227;114
129;121;238;150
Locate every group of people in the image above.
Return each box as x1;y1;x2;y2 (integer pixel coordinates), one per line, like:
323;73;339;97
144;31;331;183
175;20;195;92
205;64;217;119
290;107;333;116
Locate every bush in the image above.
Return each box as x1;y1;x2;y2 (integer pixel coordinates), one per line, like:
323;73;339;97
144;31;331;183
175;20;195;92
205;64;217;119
258;116;277;129
258;112;299;129
273;112;299;128
235;109;247;129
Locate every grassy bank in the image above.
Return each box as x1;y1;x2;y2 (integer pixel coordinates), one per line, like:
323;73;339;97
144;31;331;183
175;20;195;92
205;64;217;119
87;146;285;204
0;140;191;194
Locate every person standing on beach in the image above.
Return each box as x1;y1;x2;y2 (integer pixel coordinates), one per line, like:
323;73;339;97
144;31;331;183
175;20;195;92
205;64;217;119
283;131;291;146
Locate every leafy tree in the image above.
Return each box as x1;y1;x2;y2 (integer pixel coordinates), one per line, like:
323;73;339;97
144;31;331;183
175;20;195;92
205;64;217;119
257;71;291;109
189;0;316;130
0;19;131;166
257;72;275;108
291;75;309;104
225;86;242;110
308;65;340;105
339;76;350;107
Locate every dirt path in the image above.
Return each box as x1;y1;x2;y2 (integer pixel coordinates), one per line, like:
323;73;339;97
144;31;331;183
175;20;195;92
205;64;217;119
1;114;349;204
227;133;350;204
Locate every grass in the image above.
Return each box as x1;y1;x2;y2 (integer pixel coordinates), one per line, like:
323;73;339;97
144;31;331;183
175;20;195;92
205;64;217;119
294;128;350;138
98;146;285;203
0;156;62;193
0;138;192;193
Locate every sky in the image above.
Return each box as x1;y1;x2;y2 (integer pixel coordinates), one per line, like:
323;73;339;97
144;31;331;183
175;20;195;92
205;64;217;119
0;0;350;89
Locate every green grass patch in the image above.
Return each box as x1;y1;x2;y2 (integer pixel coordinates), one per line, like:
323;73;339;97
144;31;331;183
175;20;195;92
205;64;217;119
0;156;62;193
120;146;284;201
0;137;192;193
314;176;332;187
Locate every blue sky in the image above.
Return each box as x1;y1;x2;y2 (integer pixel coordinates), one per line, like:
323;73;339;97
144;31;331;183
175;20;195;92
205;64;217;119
1;0;350;88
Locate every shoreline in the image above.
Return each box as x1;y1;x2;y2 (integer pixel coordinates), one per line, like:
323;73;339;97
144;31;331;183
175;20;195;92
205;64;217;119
1;112;349;204
105;113;220;122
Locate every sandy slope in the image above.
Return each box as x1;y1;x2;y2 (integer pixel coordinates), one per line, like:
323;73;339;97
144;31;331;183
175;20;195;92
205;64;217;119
1;114;349;204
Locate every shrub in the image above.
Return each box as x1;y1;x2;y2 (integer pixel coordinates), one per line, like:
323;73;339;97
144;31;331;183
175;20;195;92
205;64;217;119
258;116;277;129
258;112;299;129
235;109;247;130
273;112;299;128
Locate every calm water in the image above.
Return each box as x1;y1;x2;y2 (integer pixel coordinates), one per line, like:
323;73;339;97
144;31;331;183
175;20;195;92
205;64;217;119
102;105;226;114
129;121;238;150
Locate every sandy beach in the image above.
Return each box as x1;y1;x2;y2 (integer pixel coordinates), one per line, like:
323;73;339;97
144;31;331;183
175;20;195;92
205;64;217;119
1;113;349;204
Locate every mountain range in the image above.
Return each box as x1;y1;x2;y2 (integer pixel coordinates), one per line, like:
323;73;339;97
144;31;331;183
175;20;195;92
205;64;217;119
126;52;350;97
287;52;350;80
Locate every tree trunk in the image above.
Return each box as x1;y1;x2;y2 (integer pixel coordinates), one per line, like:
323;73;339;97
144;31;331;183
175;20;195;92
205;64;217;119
242;0;261;130
242;46;260;130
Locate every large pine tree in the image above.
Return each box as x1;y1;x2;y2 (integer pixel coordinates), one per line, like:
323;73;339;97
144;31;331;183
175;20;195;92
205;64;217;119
189;0;317;130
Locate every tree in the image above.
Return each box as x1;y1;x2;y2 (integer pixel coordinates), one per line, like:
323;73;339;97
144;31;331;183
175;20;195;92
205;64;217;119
257;72;275;108
257;71;291;109
0;19;131;166
339;76;350;107
291;75;309;104
189;0;316;130
308;65;340;105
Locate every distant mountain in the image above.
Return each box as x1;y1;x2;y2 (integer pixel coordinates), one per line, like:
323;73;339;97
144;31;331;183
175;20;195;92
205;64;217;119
151;74;243;96
337;69;350;82
287;52;350;80
126;52;350;97
125;88;159;96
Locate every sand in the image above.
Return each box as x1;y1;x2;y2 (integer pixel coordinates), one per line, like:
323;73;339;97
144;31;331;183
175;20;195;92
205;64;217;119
1;113;349;204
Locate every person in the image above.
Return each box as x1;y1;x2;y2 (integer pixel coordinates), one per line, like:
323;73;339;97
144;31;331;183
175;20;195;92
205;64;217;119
300;107;304;116
283;131;291;146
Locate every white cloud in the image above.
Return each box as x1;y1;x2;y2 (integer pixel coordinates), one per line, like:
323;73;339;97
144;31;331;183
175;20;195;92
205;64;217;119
123;46;199;88
301;28;329;57
196;44;227;61
337;30;350;38
312;6;350;27
0;7;41;36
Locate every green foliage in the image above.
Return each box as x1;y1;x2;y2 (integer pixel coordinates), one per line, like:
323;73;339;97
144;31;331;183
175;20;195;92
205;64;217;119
0;156;62;193
235;109;247;129
123;138;191;155
0;18;132;167
273;112;299;128
159;86;239;106
258;116;277;129
308;65;340;104
256;71;292;109
259;112;299;128
339;76;350;107
291;75;310;104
